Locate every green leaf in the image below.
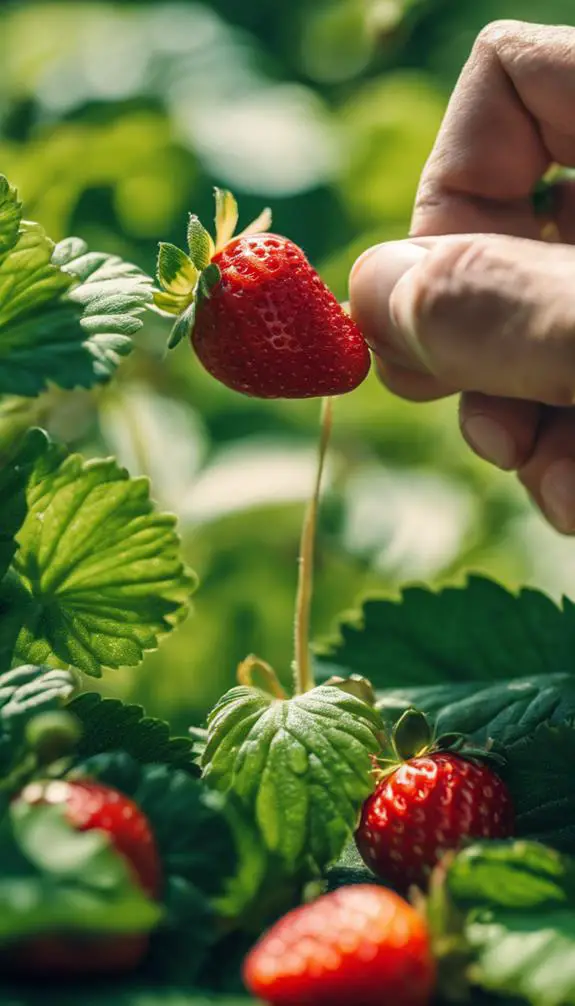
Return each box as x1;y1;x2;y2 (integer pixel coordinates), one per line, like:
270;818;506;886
0;799;161;945
0;664;75;723
376;672;575;747
316;576;575;688
202;684;382;874
0;175;22;253
0;425;50;583
501;722;575;852
0;176;152;396
68;693;198;773
187;216;215;272
0;429;195;676
442;840;575;1006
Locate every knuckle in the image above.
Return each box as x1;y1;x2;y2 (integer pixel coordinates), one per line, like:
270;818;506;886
473;19;524;53
409;238;485;331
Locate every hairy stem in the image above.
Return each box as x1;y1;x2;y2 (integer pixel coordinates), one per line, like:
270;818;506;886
293;396;333;696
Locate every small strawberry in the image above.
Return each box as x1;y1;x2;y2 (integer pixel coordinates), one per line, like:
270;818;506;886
14;779;162;975
356;709;514;891
154;189;371;399
243;884;435;1006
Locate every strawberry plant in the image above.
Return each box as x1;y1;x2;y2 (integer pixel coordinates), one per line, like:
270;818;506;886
1;173;575;1006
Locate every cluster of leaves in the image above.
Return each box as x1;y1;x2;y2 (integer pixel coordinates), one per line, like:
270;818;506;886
0;173;247;1002
313;576;575;1005
3;164;575;1006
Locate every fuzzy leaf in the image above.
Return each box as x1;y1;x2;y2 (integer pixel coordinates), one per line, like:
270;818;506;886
500;722;575;852
0;664;75;723
68;693;198;773
202;684;382;873
443;840;575;1006
0;175;22;253
214;189;239;251
0;429;195;676
376;673;575;747
0;799;160;945
187;216;214;272
0;177;152;396
317;576;575;688
0;426;47;582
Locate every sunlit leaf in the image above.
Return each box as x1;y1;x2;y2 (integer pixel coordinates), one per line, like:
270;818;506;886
0;429;195;676
0;176;153;396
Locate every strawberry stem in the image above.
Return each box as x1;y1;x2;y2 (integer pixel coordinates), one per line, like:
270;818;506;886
293;396;333;695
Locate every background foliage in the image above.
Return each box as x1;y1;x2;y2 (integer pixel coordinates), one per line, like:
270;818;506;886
1;0;572;732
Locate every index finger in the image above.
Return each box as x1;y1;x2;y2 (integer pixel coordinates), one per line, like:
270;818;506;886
412;20;575;240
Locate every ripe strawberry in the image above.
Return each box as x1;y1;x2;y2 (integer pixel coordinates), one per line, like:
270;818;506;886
243;884;435;1006
14;779;161;975
154;189;371;399
356;711;514;891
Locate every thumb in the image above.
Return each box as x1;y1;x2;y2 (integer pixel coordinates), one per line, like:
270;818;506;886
350;234;575;406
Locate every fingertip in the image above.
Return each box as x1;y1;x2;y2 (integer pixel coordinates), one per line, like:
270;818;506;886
349;240;430;362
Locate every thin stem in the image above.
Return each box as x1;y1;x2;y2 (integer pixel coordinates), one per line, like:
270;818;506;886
293;396;333;695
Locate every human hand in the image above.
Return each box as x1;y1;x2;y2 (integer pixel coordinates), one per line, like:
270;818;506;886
349;20;575;534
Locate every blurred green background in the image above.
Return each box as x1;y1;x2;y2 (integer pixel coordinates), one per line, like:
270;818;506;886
1;0;573;732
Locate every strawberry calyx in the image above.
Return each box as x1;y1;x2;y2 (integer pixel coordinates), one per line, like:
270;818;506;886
372;708;505;782
153;188;272;349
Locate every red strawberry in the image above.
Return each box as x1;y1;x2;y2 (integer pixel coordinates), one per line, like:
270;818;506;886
13;779;161;975
243;884;435;1006
192;233;370;398
356;711;514;891
155;190;371;399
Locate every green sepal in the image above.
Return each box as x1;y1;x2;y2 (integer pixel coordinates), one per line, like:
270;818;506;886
198;262;221;300
187;216;215;272
167;301;196;349
157;243;198;297
392;707;432;760
214;189;239;252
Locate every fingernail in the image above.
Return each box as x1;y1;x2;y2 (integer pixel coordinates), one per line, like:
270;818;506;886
541;459;575;533
349;240;429;360
461;415;517;471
